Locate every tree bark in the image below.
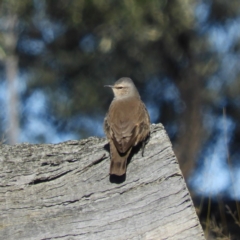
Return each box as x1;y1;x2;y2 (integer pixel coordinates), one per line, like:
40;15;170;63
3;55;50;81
0;123;205;240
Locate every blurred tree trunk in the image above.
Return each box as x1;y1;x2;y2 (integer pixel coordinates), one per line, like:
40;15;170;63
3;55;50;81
4;14;19;144
160;34;205;180
174;66;204;179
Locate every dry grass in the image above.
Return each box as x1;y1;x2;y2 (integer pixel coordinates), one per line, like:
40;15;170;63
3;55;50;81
195;108;240;239
204;216;231;240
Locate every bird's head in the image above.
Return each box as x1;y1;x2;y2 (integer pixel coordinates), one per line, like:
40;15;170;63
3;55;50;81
105;77;140;99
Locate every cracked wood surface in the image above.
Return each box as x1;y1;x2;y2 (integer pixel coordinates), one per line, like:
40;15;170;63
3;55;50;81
0;123;205;240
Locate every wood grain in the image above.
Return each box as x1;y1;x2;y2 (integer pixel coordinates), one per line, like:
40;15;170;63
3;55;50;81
0;123;205;240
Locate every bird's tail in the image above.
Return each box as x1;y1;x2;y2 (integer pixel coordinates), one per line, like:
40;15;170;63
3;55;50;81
109;141;132;176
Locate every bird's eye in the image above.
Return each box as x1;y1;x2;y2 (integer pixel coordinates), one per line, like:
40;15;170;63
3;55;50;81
116;86;123;89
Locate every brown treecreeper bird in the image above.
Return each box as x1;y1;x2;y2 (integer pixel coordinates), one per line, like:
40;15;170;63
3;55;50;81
104;77;150;176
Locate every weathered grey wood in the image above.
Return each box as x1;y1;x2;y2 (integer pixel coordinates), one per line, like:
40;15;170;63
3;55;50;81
0;123;204;240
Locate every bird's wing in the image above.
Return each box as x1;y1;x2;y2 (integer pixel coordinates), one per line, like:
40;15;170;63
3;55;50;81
107;98;149;153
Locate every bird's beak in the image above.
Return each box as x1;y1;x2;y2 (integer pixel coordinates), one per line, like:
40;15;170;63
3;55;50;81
104;85;114;88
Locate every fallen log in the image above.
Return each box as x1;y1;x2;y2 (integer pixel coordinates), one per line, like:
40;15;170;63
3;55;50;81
0;123;205;239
